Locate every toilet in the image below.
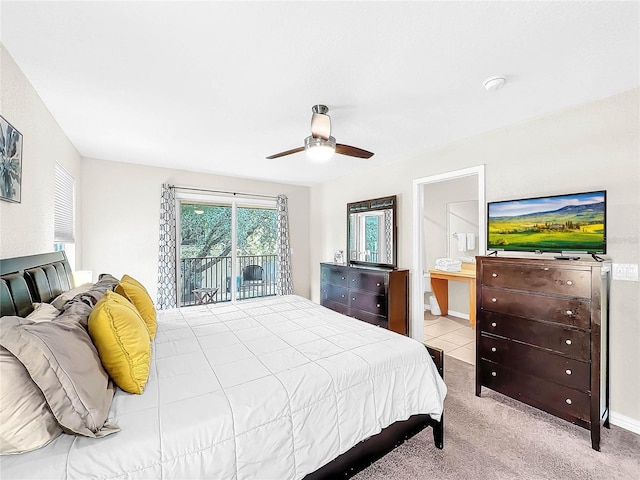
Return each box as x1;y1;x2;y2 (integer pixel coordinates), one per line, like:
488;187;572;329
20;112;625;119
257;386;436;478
423;273;431;293
423;273;442;315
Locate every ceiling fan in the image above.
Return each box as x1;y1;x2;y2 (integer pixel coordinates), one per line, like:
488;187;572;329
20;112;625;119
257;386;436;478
266;105;374;161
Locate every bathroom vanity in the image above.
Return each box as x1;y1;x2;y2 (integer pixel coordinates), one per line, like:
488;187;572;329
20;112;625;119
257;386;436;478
428;262;477;327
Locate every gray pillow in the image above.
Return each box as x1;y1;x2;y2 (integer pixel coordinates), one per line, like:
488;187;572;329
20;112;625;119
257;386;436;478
0;315;120;438
26;302;61;322
56;297;94;330
51;283;94;310
0;346;62;455
60;274;120;314
54;274;121;330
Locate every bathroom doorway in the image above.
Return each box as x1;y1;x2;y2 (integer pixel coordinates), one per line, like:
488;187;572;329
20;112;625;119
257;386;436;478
411;166;486;351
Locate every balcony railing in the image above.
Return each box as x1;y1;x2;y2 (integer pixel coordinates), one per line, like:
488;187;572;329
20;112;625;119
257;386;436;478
180;254;277;307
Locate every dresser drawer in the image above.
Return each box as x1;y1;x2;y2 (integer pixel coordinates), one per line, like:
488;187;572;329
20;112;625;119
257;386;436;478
480;287;591;329
479;334;590;391
350;291;386;316
320;265;348;287
479;311;590;361
348;269;387;294
351;308;388;328
480;360;590;424
321;283;349;306
481;263;591;298
320;299;349;316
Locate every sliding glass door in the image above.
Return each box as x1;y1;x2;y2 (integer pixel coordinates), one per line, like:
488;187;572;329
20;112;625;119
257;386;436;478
236;205;277;300
178;196;277;306
179;202;232;306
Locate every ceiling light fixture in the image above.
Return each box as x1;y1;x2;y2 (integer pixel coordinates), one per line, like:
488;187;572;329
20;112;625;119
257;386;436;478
304;135;336;162
194;208;204;215
483;76;506;91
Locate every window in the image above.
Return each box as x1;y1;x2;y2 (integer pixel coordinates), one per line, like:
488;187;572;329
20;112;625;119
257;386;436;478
54;163;75;269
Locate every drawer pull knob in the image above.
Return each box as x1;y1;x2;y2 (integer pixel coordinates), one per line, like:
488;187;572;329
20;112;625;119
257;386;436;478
341;276;345;280
491;371;497;377
565;339;572;345
352;278;356;282
491;347;497;352
376;304;381;308
491;322;497;327
566;310;573;316
376;282;381;287
491;297;497;303
492;272;498;278
565;369;572;375
352;297;356;301
341;294;345;298
565;398;572;405
567;280;573;286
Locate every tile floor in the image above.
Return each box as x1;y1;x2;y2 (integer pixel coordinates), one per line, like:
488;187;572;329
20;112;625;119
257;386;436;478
424;311;476;365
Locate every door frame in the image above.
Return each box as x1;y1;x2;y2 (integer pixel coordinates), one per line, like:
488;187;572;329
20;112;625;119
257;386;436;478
411;165;486;341
175;192;276;304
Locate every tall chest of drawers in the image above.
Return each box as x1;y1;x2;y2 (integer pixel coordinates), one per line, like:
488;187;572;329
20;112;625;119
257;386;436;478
475;256;609;451
320;263;409;335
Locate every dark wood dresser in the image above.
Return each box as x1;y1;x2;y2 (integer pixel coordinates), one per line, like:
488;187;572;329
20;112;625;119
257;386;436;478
475;256;610;450
320;263;409;335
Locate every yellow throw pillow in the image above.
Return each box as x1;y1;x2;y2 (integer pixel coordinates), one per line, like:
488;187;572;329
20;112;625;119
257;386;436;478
88;291;151;395
115;274;157;339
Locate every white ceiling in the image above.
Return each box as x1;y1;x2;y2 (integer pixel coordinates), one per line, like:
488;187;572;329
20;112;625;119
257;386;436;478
1;1;638;186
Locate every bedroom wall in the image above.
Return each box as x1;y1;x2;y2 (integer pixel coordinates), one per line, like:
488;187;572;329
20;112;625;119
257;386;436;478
310;88;640;430
0;45;83;265
80;158;311;301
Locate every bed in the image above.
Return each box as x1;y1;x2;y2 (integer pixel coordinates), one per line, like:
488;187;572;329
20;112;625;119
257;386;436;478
0;251;446;479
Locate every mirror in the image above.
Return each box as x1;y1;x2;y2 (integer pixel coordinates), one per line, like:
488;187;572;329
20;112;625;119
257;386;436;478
347;195;397;268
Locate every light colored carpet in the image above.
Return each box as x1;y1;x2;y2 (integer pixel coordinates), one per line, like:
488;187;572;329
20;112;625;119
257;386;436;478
354;357;640;480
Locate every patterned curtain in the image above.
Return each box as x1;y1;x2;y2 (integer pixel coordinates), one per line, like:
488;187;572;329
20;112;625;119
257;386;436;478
276;194;293;295
157;183;177;309
384;209;393;264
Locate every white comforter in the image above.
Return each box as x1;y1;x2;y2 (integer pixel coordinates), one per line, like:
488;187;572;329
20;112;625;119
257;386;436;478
1;295;446;479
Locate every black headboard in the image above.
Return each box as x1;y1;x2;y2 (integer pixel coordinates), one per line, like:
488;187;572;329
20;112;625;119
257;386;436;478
0;251;74;317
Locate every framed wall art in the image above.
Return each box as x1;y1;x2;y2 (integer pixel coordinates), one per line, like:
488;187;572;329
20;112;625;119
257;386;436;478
0;115;23;203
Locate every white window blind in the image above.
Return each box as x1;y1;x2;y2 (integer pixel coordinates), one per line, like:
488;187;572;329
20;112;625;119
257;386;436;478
54;163;75;243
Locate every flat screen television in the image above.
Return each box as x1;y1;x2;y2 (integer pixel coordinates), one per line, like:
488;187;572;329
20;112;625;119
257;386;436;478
487;190;606;255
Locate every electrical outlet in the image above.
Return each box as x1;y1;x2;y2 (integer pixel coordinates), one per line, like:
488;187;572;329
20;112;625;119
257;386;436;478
612;263;639;281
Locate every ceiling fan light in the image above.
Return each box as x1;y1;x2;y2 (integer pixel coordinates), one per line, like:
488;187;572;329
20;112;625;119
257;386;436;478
304;136;336;162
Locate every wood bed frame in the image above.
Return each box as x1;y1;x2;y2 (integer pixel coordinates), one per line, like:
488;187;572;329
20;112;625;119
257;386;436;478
0;251;445;479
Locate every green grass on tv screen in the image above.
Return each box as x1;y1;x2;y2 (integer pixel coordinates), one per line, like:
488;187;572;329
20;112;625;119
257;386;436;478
488;222;605;252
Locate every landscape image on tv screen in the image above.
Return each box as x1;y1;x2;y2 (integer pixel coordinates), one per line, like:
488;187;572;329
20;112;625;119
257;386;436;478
488;191;606;253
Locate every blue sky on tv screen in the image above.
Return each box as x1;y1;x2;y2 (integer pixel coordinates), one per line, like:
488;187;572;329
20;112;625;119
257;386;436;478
489;192;605;218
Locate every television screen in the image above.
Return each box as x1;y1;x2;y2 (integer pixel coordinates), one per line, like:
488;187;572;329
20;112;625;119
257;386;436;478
487;190;606;254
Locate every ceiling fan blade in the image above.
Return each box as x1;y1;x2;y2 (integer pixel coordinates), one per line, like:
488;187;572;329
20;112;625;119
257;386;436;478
265;146;305;159
311;112;331;140
335;144;374;159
